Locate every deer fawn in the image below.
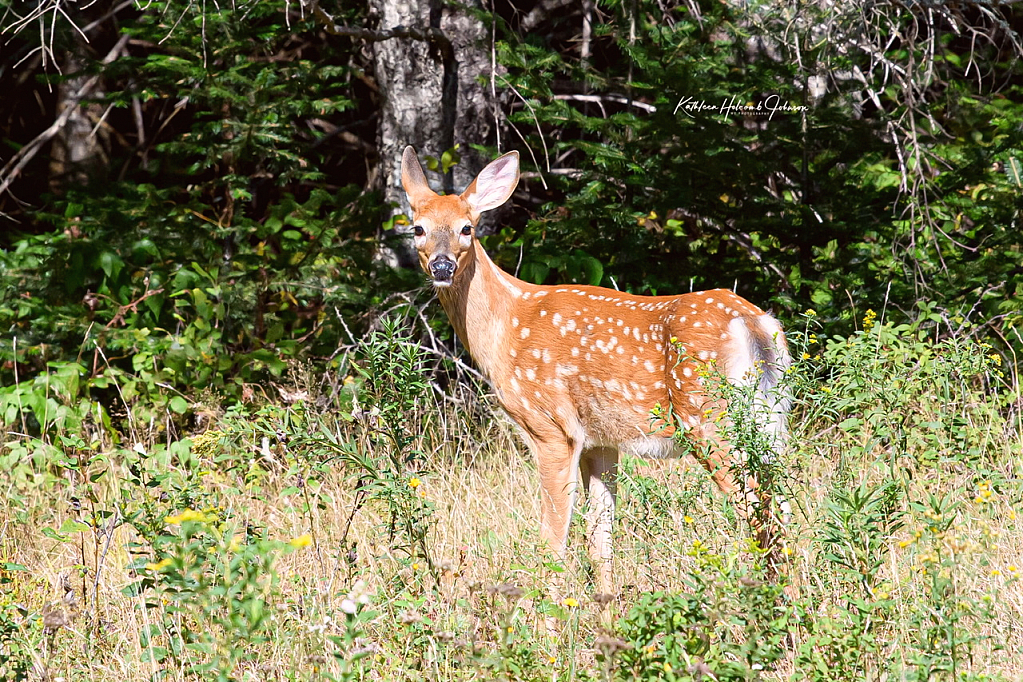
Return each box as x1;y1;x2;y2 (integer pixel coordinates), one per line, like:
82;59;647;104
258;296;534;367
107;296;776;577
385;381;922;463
401;146;790;596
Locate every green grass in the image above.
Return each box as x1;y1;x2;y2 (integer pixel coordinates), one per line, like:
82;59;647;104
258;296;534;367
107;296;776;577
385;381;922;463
0;313;1020;681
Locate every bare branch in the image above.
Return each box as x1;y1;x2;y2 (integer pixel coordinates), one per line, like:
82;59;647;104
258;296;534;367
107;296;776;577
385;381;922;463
308;2;453;62
554;93;657;113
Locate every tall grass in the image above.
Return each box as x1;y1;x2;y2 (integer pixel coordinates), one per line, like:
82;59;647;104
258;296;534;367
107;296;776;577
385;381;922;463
0;312;1020;681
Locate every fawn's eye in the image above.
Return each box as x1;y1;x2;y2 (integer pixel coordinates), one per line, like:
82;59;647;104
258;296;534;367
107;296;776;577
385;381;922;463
460;225;472;236
413;225;425;237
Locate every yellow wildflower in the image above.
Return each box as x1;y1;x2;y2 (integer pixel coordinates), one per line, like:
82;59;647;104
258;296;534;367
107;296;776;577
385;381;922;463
863;309;877;331
562;597;579;608
289;534;313;549
146;557;173;571
683;515;694;524
805;308;817;317
408;477;421;489
165;509;208;525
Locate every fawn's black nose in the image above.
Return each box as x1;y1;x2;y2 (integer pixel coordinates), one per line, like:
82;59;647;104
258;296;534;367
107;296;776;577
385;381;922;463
429;256;456;283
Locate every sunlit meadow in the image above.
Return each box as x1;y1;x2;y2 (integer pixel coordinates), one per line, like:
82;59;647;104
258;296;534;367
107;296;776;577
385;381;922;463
1;310;1020;681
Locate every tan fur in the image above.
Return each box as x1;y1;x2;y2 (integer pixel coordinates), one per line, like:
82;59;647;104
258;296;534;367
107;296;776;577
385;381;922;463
402;146;790;595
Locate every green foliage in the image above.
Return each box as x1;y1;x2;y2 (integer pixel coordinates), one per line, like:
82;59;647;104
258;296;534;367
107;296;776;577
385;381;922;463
819;481;903;594
0;0;423;435
811;309;1009;469
493;0;1023;346
615;546;790;680
0;182;416;435
130;510;286;678
0;597;29;682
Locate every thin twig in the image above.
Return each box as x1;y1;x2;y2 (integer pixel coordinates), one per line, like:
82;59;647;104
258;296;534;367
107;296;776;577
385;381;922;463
553;93;657;113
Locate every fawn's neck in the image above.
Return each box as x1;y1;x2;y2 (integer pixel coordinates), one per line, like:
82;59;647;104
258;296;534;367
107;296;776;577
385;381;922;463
436;241;525;383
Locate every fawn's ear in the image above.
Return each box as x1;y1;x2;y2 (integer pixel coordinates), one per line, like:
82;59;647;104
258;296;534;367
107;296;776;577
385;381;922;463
401;146;434;211
462;151;520;217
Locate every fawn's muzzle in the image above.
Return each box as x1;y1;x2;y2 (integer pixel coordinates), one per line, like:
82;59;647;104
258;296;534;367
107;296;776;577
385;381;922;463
429;256;456;284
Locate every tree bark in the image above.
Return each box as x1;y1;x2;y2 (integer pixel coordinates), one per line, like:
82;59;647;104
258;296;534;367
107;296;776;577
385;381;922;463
49;43;111;193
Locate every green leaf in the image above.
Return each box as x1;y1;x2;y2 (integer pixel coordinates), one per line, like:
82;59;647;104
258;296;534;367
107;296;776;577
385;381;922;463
59;519;92;534
97;251;125;280
42;527;70;542
520;260;550;284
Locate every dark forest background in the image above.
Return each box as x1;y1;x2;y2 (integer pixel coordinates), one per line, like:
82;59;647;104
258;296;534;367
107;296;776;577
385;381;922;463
1;0;1021;420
